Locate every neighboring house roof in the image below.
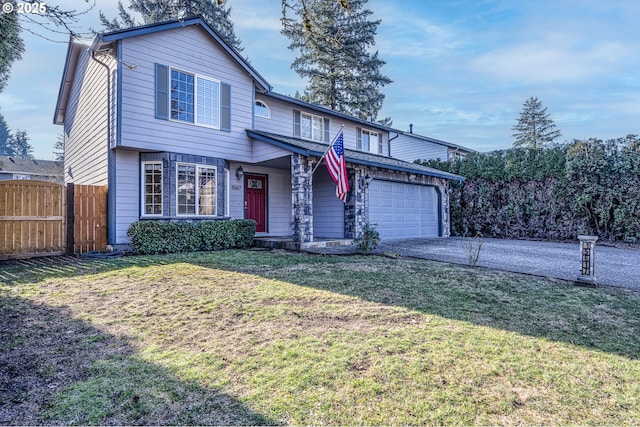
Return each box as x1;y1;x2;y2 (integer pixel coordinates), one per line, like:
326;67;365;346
247;130;464;182
393;130;476;154
264;92;392;133
0;156;64;177
54;16;272;125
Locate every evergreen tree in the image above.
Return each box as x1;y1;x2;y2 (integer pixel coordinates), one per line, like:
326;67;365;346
10;130;34;159
512;97;562;149
282;0;391;121
54;133;65;162
99;0;243;52
0;112;14;156
0;9;25;92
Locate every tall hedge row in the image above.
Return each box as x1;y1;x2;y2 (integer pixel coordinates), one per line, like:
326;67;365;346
419;135;640;243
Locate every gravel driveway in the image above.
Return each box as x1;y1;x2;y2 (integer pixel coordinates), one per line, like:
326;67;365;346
376;237;640;290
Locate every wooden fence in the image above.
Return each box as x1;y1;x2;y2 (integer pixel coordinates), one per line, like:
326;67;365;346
0;180;108;260
67;183;108;254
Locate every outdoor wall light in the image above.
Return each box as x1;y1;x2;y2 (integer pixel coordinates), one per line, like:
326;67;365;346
365;174;373;185
235;166;244;179
360;173;373;189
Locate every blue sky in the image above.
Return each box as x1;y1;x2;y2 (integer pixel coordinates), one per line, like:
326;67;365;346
2;0;640;159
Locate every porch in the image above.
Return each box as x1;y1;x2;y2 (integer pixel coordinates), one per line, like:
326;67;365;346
253;236;354;251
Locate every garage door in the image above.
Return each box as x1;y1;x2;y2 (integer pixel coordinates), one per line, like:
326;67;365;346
369;180;439;239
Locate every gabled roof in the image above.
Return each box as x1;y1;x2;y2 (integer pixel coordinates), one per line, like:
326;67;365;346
54;16;272;125
247;130;464;182
96;16;271;93
0;156;63;176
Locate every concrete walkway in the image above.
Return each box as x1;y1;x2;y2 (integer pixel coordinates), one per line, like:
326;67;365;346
307;237;640;290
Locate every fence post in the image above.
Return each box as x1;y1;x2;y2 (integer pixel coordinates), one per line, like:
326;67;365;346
66;183;75;254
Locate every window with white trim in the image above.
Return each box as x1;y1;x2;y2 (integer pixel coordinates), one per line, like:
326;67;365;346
171;69;220;128
301;112;324;142
177;164;217;216
255;100;269;118
142;162;163;216
357;128;383;154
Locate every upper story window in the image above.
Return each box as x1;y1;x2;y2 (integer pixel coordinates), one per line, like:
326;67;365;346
301;112;324;142
171;69;219;128
255;100;270;118
293;109;329;143
357;128;383;154
155;63;231;131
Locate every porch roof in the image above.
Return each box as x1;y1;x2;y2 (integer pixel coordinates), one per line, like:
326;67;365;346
246;130;465;182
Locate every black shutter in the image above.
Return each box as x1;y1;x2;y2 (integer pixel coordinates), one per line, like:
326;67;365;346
220;83;231;131
155;64;169;120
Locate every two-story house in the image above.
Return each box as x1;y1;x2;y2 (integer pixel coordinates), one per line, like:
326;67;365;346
53;17;463;248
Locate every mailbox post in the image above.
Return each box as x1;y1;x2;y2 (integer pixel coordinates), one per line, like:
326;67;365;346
576;235;598;286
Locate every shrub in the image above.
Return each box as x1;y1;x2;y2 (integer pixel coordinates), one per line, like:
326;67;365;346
355;223;380;254
127;219;257;255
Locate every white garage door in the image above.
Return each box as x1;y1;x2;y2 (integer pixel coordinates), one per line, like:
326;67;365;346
369;180;440;239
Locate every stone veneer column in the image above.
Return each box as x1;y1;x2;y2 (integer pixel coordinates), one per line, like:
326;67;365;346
291;154;313;243
345;167;368;239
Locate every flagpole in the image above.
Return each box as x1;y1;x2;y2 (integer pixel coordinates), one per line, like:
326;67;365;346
311;125;345;175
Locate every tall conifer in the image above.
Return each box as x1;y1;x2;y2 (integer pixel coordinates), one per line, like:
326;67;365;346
100;0;243;52
282;0;391;121
512;97;562;149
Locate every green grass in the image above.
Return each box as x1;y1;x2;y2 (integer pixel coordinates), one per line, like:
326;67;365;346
1;250;639;425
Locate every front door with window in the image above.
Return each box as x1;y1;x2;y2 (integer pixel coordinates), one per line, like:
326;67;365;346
245;174;266;232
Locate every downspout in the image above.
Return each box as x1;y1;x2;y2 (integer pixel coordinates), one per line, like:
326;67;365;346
388;131;400;157
91;49;116;245
91;50;111;150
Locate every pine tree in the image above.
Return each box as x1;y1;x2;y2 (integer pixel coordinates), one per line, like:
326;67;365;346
53;133;65;162
282;0;391;121
99;0;243;52
0;112;14;156
0;9;25;92
512;97;562;149
10;130;34;159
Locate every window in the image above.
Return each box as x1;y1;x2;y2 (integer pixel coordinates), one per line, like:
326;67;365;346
170;69;220;128
142;162;163;216
177;164;217;216
255;100;269;118
196;77;220;128
301;112;324;142
171;70;194;123
357;128;383;154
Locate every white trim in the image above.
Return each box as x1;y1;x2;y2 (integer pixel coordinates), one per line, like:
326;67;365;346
300;111;324;142
169;67;221;130
254;100;270;118
176;163;218;217
360;128;380;154
224;168;230;217
140;161;163;217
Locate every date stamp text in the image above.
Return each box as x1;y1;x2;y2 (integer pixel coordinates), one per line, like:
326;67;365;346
1;2;48;14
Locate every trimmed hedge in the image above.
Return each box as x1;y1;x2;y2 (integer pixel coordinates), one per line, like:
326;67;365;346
127;219;257;254
418;136;640;243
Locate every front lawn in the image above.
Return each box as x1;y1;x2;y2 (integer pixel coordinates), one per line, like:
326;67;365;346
1;250;639;425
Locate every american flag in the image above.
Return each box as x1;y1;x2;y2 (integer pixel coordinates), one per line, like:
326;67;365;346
325;131;350;202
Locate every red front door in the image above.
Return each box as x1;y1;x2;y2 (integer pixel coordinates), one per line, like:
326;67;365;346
245;174;266;232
